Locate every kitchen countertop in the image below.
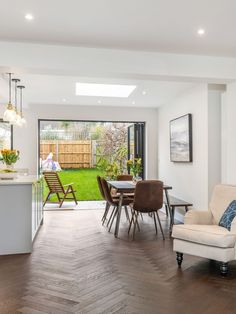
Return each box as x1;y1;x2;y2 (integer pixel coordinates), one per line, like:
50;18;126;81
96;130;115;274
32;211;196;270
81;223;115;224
0;175;42;185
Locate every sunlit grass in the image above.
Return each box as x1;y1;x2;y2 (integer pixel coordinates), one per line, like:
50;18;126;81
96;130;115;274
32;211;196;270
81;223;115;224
44;168;104;201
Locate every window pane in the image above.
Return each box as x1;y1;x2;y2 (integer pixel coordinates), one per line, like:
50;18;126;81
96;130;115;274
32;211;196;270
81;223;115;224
0;121;12;150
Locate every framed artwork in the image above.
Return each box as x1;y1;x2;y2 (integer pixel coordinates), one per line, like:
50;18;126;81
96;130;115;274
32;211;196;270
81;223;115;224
170;114;192;162
0;119;13;150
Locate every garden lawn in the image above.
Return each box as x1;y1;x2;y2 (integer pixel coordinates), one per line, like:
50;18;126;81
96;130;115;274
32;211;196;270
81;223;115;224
44;168;104;202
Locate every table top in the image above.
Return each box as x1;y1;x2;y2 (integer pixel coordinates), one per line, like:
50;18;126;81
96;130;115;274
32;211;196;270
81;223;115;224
107;180;172;191
107;180;135;190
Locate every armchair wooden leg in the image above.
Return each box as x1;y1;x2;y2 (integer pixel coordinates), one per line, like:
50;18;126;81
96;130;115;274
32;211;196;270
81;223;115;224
176;252;183;267
220;262;228;276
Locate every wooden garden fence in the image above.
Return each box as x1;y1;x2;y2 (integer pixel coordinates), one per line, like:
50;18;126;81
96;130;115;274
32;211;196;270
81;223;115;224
40;140;93;169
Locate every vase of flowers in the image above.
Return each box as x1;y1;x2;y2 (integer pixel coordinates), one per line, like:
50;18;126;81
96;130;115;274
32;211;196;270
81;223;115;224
127;158;142;182
0;149;20;179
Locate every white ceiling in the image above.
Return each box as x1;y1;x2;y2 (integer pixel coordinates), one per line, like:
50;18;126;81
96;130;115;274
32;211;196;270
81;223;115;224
0;74;195;108
0;0;236;57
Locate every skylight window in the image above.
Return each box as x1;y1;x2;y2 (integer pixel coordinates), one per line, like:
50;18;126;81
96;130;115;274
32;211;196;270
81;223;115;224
75;83;136;98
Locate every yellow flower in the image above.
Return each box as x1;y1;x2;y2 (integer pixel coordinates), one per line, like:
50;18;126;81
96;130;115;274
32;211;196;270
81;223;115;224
127;160;133;165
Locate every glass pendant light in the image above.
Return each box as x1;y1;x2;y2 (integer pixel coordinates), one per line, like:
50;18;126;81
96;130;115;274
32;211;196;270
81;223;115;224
12;78;21;126
17;85;26;126
3;73;16;123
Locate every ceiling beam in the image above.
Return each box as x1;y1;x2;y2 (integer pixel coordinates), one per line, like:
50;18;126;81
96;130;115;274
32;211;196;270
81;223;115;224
0;41;236;83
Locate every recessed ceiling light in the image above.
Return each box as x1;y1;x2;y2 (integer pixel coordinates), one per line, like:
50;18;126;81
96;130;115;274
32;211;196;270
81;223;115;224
76;83;136;98
25;13;34;21
98;100;102;104
132;101;135;105
62;98;66;102
197;28;205;36
142;91;147;95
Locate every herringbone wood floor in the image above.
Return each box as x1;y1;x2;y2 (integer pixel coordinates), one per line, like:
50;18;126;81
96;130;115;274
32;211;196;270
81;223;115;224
1;209;236;314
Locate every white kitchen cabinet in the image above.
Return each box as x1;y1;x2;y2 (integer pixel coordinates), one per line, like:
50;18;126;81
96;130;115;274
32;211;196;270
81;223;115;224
0;176;44;255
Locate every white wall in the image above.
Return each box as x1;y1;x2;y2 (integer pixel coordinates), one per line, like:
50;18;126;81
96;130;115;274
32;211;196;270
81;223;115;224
208;89;222;199
221;82;236;184
221;92;228;183
0;104;158;179
157;84;209;211
157;84;223;218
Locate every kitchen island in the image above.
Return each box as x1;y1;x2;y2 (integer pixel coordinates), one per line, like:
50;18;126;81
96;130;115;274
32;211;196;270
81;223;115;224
0;175;43;255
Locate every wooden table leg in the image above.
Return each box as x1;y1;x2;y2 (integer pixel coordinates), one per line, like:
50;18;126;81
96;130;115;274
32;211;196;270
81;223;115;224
114;192;124;238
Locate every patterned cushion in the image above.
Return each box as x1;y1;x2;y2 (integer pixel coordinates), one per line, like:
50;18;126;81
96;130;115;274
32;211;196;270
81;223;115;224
219;200;236;231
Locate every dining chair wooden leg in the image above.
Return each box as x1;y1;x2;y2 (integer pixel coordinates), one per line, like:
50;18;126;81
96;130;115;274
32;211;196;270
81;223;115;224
156;211;165;240
109;207;118;232
153;211;158;235
128;210;135;234
140;213;144;220
132;211;139;240
107;206;116;227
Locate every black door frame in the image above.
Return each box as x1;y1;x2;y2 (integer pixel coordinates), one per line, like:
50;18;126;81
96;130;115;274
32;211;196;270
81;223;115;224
38;119;146;176
127;123;145;178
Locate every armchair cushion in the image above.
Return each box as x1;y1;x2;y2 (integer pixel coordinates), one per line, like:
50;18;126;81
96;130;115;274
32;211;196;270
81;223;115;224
172;224;236;248
209;184;236;224
219;200;236;231
184;210;213;225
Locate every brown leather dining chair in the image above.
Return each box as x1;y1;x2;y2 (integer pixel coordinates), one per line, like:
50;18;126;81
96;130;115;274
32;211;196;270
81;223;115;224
97;176;110;224
117;174;134;198
128;180;165;240
117;174;133;181
97;175;120;225
101;178;133;232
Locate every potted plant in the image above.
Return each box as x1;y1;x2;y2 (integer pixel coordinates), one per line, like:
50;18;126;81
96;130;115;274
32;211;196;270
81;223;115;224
127;158;142;182
0;149;20;179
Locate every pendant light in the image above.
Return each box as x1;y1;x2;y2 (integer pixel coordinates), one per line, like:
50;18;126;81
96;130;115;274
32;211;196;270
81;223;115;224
3;73;16;123
12;78;21;126
17;85;26;126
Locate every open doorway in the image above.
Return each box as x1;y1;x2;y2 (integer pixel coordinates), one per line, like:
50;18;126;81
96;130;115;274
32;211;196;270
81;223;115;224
38;119;145;201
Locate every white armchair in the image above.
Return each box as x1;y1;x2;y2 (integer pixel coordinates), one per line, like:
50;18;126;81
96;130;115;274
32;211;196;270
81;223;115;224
172;184;236;275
